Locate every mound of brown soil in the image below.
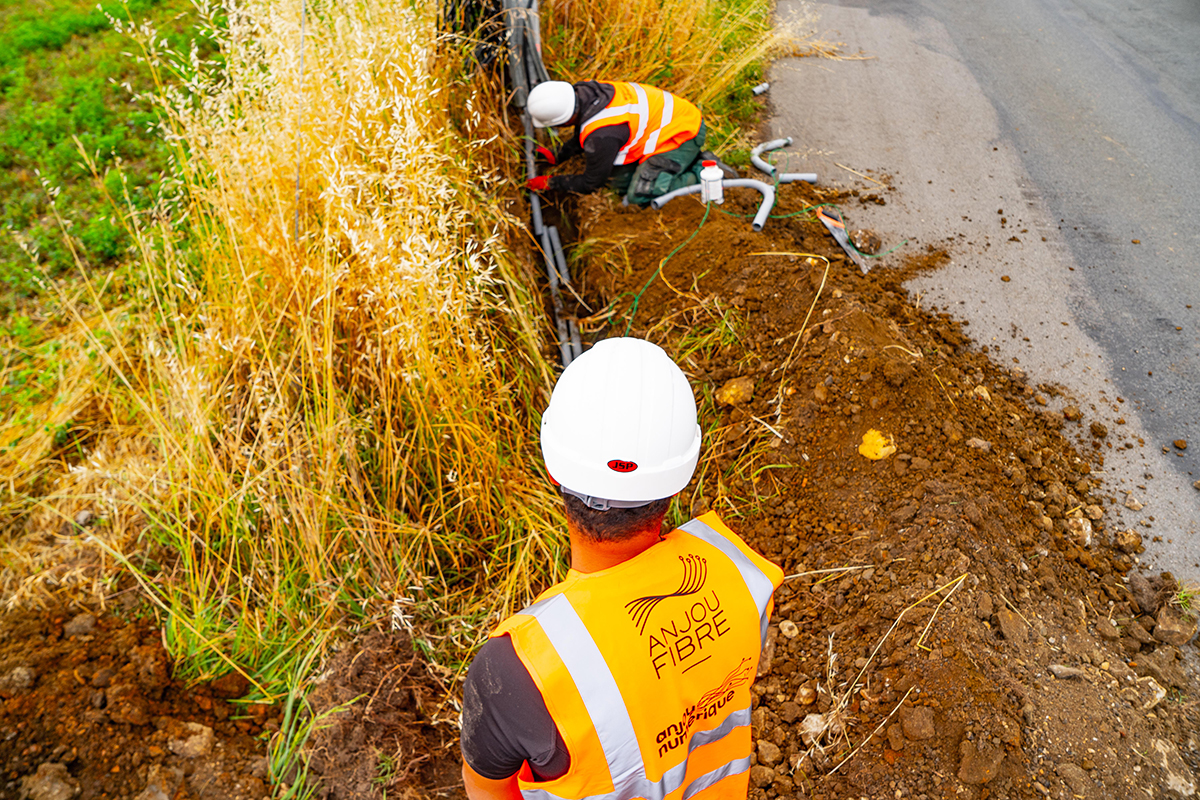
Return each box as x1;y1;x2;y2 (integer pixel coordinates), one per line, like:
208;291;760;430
559;180;1200;799
0;608;464;800
0;604;275;799
304;629;462;800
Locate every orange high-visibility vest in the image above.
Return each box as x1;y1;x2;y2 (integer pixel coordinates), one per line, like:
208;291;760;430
579;82;704;167
493;512;783;800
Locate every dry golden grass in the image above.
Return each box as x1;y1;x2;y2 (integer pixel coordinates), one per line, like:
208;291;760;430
4;0;568;691
543;0;819;107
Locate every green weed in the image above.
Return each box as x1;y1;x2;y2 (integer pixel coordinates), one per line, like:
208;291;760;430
268;642;352;800
1171;583;1199;616
0;0;197;299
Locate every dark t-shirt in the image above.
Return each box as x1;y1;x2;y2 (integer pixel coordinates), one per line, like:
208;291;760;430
460;634;570;781
547;81;631;195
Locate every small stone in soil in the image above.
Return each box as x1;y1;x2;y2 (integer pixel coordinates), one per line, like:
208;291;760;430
91;667;116;688
1066;517;1093;548
19;762;79;800
107;683;150;726
1173;439;1187;450
63;613;96;637
715;376;755;406
1095;617;1121;640
1048;664;1089;680
851;229;882;254
1057;763;1094;795
169;721;215;758
135;764;183;800
996;609;1027;643
1128;573;1161;615
799;713;826;747
975;592;994;619
0;665;36;694
1125;618;1155;645
1115;529;1143;553
1153;607;1198;647
778;701;802;724
750;765;775;788
958;740;1005;784
756;740;782;766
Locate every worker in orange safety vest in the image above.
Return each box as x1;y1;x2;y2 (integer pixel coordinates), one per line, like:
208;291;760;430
523;80;733;207
461;337;784;800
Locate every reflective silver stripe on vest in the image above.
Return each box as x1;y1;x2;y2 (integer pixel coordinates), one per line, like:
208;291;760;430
641;89;674;158
613;83;651;166
682;756;751;800
679;519;775;648
518;594;752;800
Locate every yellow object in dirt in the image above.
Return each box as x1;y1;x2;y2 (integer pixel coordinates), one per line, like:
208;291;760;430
859;429;896;460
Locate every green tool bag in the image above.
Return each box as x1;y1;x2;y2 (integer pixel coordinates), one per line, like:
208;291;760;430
622;123;707;206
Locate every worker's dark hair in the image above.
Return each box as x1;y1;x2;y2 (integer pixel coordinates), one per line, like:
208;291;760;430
563;493;672;543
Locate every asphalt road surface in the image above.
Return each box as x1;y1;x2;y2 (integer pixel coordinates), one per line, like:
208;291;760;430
766;0;1200;576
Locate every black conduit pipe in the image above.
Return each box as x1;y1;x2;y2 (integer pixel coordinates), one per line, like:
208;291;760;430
508;0;582;365
548;226;583;357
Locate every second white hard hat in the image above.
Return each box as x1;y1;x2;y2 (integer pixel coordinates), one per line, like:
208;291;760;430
541;338;701;507
527;81;576;128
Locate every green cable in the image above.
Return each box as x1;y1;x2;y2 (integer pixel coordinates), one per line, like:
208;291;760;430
859;239;909;258
623;202;712;335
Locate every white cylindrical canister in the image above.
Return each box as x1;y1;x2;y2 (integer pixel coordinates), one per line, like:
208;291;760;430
699;160;724;204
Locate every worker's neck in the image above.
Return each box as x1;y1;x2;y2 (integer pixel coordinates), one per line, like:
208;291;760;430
568;523;663;574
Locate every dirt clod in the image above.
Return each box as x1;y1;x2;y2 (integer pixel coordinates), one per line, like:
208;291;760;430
19;762;79;800
304;629;460;800
1056;762;1093;795
957;740;1005;784
1154;607;1198;647
169;722;215;758
63;614;95;638
900;706;936;740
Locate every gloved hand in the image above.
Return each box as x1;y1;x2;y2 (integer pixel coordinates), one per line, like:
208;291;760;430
535;145;557;166
525;175;550;192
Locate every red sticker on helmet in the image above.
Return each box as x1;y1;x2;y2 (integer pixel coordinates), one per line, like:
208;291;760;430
607;459;638;473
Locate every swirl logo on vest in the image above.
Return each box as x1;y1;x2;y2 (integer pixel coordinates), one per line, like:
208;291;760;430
626;555;732;679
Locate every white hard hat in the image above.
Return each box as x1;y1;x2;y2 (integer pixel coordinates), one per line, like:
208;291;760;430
527;81;576;128
541;338;702;508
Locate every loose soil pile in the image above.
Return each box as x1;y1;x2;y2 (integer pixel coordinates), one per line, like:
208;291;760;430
561;179;1200;799
3;178;1198;800
0;602;275;800
0;605;462;800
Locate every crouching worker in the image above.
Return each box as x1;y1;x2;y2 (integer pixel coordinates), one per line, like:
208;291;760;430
461;337;784;800
524;80;720;207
